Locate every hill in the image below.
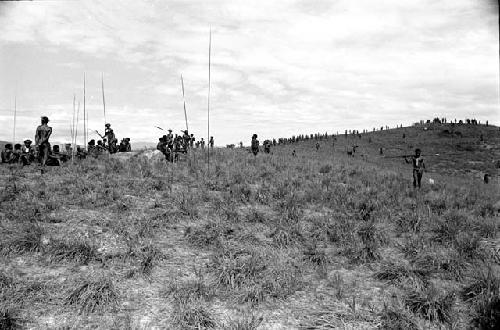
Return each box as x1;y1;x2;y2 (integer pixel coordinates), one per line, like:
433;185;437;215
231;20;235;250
0;123;499;329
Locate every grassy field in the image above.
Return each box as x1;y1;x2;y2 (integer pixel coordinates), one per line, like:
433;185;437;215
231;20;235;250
1;123;499;329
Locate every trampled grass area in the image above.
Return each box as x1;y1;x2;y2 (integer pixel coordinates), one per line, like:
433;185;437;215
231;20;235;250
1;124;499;329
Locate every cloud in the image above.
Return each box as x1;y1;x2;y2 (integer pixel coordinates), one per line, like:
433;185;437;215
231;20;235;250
0;0;498;145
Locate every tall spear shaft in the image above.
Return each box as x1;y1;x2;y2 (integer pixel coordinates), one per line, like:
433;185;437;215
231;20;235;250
102;73;106;128
181;74;188;131
207;28;211;173
13;96;17;145
83;73;86;150
75;101;80;151
71;95;76;163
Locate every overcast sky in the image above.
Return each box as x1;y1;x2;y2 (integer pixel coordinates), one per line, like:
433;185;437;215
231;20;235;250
0;0;498;146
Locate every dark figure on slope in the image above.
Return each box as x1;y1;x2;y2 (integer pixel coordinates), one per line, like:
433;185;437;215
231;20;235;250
35;116;52;167
263;140;271;154
251;134;259;156
405;148;426;189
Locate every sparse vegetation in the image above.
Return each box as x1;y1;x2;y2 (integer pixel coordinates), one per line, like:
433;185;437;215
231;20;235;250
66;276;118;314
1;123;498;327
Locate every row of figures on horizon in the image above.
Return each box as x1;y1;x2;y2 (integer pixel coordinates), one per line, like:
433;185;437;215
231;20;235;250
417;118;488;126
156;129;214;162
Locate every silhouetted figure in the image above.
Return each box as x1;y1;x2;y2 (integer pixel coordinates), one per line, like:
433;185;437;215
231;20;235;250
251;134;259;156
35;116;52;167
405;148;426;189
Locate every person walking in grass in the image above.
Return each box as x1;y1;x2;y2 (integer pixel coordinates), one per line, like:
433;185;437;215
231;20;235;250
251;134;259;156
405;148;426;188
35;116;52;167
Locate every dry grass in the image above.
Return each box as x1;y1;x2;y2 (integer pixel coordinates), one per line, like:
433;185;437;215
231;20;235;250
66;276;118;314
0;123;498;328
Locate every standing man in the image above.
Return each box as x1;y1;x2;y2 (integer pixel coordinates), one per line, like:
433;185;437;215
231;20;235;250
35;116;52;167
405;148;426;189
251;134;259;156
190;134;195;148
182;130;191;150
209;136;214;149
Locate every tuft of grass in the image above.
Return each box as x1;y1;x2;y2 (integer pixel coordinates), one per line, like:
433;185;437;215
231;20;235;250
379;305;419;330
209;247;302;304
163;274;215;304
66;276;118;314
269;224;303;248
0;309;24;330
47;238;98;264
404;286;455;324
462;268;500;329
0;222;45;255
303;244;329;267
375;262;430;290
171;301;216;329
326;272;345;300
222;313;263;330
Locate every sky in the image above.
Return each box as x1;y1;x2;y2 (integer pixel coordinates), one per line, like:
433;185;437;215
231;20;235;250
0;0;498;146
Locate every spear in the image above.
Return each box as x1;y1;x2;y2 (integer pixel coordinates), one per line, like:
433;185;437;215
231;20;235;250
102;73;106;129
75;101;80;152
181;74;188;131
83;73;87;151
207;28;212;173
12;96;16;145
71;94;76;144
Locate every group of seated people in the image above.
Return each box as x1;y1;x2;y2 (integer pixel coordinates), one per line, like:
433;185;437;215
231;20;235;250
86;137;132;158
157;130;192;162
1;140;72;166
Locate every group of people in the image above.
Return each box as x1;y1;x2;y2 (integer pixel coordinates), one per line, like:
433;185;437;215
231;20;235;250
1;116;71;167
156;129;214;162
1;117;133;168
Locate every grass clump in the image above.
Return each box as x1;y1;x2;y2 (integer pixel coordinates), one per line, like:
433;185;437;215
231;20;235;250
404;286;455;324
222;313;263;330
167;275;216;329
47;238;98;264
209;246;302;304
66;276;118;314
379;305;419;330
0;309;24;330
462;268;500;329
171;302;216;329
375;262;430;289
0;222;45;255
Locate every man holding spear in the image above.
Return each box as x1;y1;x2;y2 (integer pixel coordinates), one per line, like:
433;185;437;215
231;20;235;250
405;148;426;189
